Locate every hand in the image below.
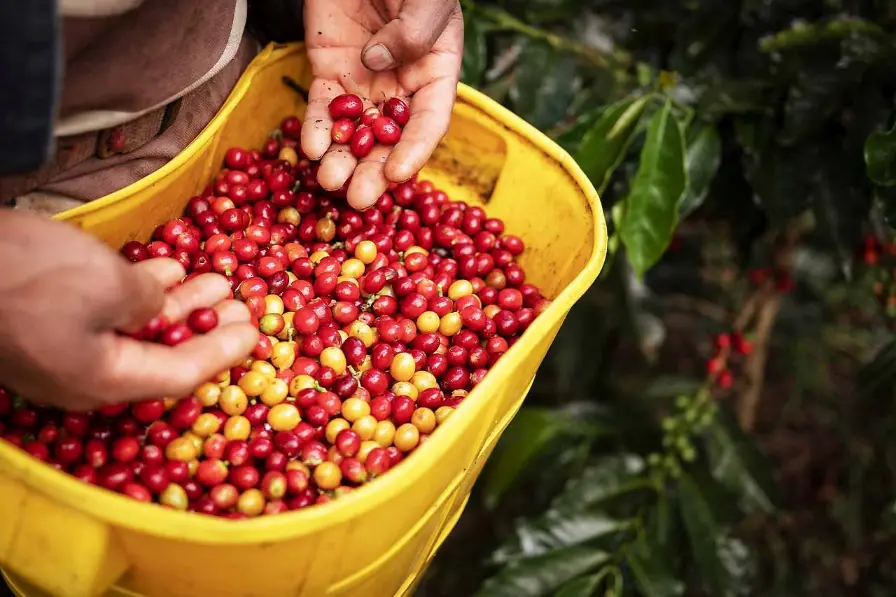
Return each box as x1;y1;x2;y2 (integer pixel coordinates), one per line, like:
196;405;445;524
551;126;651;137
0;211;258;411
302;0;463;209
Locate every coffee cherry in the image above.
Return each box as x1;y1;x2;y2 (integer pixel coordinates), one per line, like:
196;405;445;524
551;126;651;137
187;308;218;334
280;116;302;140
349;127;375;158
121;240;149;262
717;370;734;389
382;98;411;127
328;94;364;120
360;106;381;127
331;118;356;145
159;323;193;346
372;117;401;145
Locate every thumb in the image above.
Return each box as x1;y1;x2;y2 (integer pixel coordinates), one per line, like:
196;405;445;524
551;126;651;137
108;258;184;333
361;0;459;71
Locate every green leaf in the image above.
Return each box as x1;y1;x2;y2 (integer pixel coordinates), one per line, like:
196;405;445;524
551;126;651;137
678;124;721;218
476;547;611;597
811;155;869;279
881;499;896;533
875;185;896;230
483;408;574;509
779;64;855;146
553;106;606;155
625;542;684;597
547;300;612;400
483;74;514;105
733;114;775;158
703;408;779;515
574;96;651;194
695;79;773;118
552;454;648;511
857;339;896;399
491;510;631;564
642;376;702;401
553;573;604;597
678;473;756;597
743;142;817;224
758;16;886;54
509;40;580;131
619;100;688;277
644;494;680;549
518;0;581;22
840;28;896;67
678;472;726;594
489;454;646;567
461;11;488;87
715;535;758;597
669;0;740;73
865;120;896;187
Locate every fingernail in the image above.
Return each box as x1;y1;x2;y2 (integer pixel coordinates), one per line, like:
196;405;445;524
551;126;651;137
363;44;395;71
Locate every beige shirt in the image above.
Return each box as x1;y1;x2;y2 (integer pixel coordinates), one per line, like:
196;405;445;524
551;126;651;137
58;0;246;136
9;0;256;213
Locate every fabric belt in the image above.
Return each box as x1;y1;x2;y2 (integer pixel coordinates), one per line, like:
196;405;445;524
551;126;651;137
0;98;182;204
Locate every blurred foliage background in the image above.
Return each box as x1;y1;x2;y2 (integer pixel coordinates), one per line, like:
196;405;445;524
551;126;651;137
414;1;896;596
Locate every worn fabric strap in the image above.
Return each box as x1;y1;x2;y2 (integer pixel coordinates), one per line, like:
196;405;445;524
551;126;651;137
0;1;59;177
0;100;182;205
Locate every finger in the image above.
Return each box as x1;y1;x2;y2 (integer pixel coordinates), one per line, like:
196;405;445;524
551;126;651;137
384;76;457;183
301;78;346;160
215;299;251;326
361;0;459;71
106;322;258;400
347;144;391;210
317;144;358;192
160;273;232;323
111;258;185;333
135;257;188;289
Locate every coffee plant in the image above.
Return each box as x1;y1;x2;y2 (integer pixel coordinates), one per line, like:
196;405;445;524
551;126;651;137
415;1;896;596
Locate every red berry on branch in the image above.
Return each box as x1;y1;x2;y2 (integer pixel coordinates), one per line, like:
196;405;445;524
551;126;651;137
775;271;795;294
717;370;734;389
706;357;724;375
731;333;752;356
714;333;731;350
748;268;771;286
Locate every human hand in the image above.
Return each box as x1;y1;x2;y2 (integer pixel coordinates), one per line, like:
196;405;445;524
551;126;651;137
0;211;257;411
302;0;463;209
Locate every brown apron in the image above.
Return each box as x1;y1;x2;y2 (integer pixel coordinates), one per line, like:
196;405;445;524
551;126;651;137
5;0;258;215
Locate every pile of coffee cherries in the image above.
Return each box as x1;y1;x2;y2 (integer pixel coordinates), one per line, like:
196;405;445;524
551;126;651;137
134;307;220;346
329;94;410;158
0;112;550;518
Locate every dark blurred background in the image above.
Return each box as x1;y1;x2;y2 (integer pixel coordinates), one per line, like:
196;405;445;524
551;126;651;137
415;1;896;596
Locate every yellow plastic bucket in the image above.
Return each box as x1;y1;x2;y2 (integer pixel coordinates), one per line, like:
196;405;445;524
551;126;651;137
0;43;607;597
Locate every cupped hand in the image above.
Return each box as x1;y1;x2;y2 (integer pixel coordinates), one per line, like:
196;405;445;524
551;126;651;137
302;0;463;209
0;211;258;411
